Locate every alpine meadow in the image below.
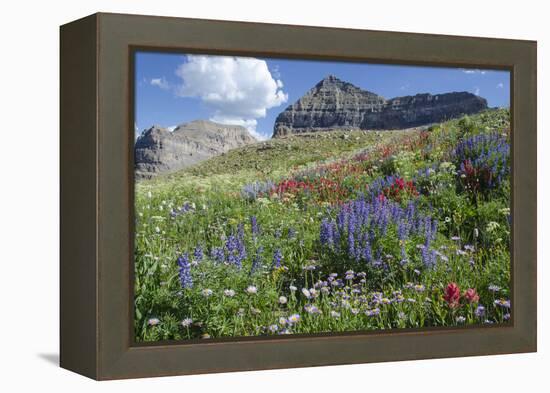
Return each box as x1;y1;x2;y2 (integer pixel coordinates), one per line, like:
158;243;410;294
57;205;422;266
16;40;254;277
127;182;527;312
133;54;511;342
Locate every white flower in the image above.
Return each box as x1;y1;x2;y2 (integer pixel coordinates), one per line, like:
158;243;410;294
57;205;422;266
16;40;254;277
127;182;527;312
486;221;500;233
147;318;160;326
301;288;311;298
147;191;152;198
155;226;161;233
201;288;213;297
289;285;297;292
181;318;193;327
246;286;258;295
279;296;288;304
330;310;341;319
223;289;236;297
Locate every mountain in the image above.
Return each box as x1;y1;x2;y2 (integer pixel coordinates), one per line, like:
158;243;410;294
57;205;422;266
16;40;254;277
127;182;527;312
272;75;488;137
135;120;257;178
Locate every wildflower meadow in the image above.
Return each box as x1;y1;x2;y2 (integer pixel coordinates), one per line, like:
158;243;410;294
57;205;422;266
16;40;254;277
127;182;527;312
134;109;511;342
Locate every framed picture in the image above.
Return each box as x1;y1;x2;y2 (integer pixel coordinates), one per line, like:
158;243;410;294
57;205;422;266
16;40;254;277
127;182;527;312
60;13;537;380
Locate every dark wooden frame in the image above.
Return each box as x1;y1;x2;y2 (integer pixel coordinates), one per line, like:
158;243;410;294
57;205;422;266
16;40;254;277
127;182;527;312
60;12;537;380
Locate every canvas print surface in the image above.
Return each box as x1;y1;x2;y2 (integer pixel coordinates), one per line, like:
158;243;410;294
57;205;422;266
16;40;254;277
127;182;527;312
133;52;511;342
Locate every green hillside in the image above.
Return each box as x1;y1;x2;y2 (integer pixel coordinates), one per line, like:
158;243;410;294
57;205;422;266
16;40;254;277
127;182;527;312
134;108;511;342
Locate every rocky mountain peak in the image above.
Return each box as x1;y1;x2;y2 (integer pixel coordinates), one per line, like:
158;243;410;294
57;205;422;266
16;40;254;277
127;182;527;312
317;74;342;87
273;77;487;137
314;75;381;97
135;120;257;178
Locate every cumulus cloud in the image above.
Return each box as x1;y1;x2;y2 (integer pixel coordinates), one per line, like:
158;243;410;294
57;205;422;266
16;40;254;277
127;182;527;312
473;87;481;96
209;117;267;141
462;69;487;75
150;77;170;90
174;55;288;139
271;64;281;79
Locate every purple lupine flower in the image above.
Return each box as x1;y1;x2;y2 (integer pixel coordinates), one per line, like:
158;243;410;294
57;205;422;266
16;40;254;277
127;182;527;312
177;253;193;289
332;221;340;250
237;223;245;240
236;238;246;268
319;193;435;266
453;132;510;193
320;219;333;247
430;219;438;240
362;235;372;263
241;180;275;201
250;215;260;236
397;220;408;241
347;229;355;260
193;245;203;262
272;249;282;269
210;247;224;264
250;246;263;275
287;227;296;239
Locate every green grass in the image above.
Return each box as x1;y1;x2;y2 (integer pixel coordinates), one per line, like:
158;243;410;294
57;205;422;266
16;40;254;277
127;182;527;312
134;109;511;342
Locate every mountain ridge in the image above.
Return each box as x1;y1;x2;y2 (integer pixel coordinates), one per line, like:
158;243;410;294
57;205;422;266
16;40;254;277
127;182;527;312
134;120;257;178
272;75;488;137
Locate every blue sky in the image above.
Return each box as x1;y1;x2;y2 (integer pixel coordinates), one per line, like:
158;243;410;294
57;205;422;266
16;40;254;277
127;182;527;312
135;51;510;140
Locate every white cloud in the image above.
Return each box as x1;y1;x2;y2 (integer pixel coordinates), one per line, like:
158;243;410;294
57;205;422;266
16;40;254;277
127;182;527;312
150;77;170;90
174;55;288;139
462;69;487;75
271;64;281;79
209;117;266;141
400;83;410;91
497;82;504;88
473;87;481;96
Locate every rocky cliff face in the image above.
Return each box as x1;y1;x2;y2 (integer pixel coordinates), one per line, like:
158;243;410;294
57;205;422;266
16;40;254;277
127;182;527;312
135;120;256;178
273;75;488;137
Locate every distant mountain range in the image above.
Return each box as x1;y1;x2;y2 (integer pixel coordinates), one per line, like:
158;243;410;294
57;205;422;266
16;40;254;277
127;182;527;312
272;75;488;137
134;120;256;178
135;75;489;178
